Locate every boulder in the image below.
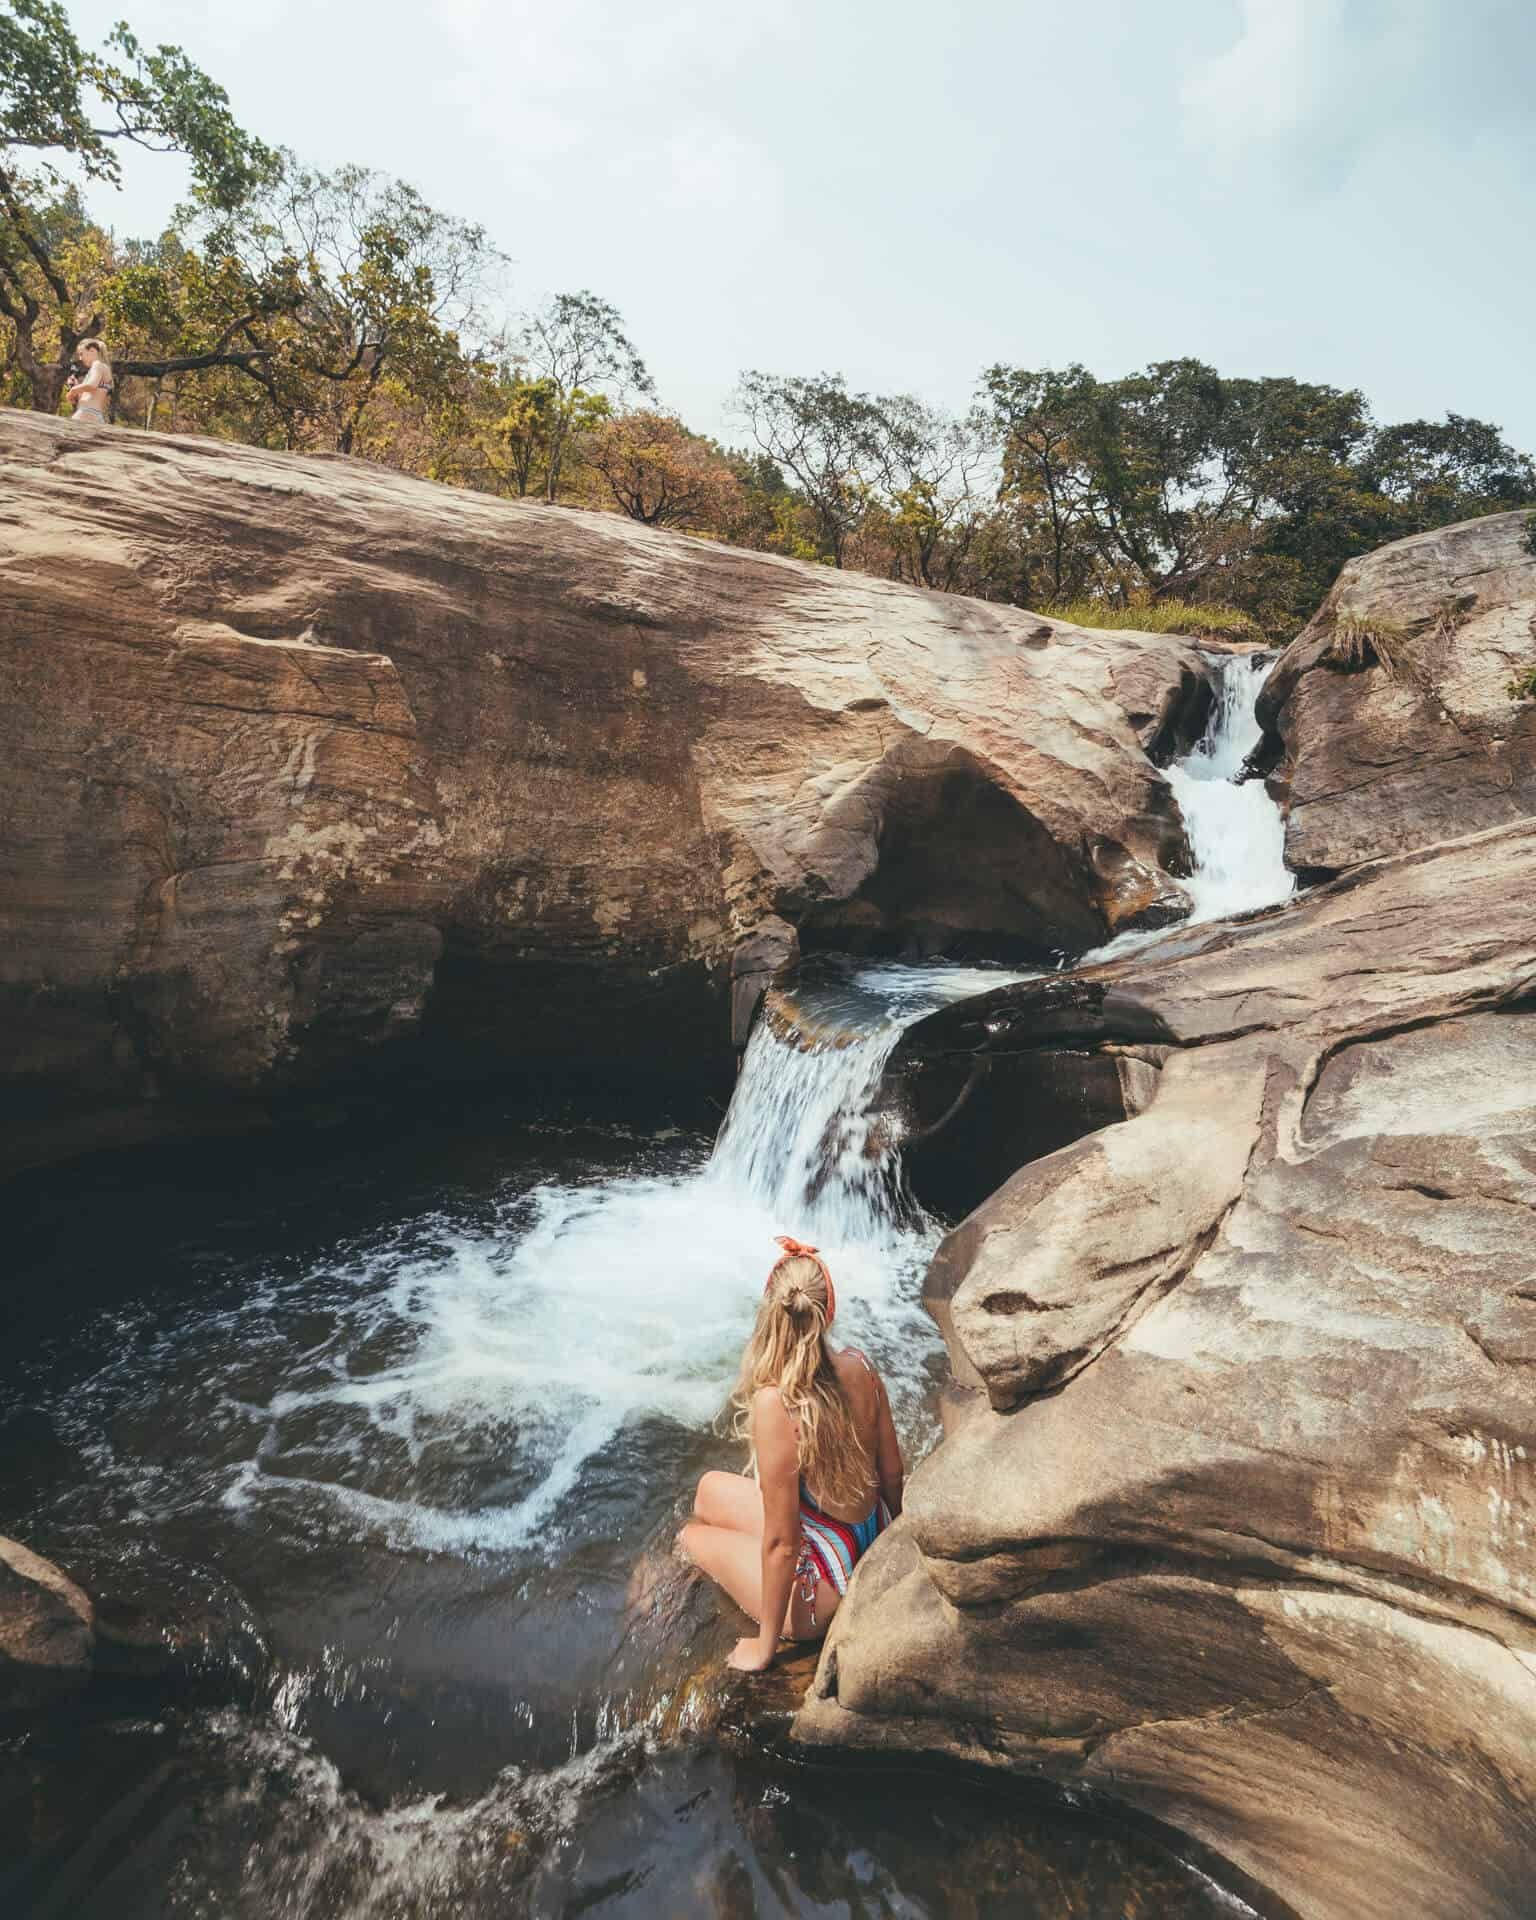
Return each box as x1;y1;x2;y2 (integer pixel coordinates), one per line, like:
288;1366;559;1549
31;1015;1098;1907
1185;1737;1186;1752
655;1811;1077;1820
1256;509;1536;873
729;915;799;1053
799;819;1536;1920
0;1536;93;1713
0;411;1207;1172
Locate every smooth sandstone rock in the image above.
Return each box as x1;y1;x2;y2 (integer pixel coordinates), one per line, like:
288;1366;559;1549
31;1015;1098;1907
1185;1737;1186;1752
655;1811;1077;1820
800;819;1536;1920
1256;509;1536;872
0;1536;94;1713
0;411;1205;1171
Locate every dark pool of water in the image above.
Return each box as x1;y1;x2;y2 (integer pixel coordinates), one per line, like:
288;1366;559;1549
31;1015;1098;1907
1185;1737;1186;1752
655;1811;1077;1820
1;1093;1257;1917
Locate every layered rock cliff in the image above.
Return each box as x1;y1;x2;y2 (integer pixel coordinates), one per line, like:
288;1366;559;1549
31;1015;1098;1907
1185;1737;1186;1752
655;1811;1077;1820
0;411;1206;1172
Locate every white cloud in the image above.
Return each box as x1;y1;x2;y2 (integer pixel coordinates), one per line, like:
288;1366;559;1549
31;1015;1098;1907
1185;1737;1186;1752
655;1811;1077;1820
1179;0;1336;147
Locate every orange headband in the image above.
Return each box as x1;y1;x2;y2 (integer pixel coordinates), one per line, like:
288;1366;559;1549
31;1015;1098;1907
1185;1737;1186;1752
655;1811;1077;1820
766;1234;836;1326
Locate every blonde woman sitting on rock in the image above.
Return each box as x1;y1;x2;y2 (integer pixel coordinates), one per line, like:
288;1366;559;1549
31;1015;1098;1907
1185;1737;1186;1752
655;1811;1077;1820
681;1236;904;1671
65;339;113;426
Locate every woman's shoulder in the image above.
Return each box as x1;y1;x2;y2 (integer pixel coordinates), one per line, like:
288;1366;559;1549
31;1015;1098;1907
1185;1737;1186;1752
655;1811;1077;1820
751;1383;796;1432
750;1383;799;1472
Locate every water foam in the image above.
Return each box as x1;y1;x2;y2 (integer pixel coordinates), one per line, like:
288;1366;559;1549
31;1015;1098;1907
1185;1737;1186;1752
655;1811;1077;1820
209;964;1020;1556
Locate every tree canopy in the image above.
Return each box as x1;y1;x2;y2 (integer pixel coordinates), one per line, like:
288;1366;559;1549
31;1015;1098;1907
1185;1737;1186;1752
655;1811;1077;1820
3;0;1533;644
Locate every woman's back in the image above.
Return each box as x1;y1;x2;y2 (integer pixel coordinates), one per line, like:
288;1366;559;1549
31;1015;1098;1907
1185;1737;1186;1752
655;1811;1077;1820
797;1345;897;1523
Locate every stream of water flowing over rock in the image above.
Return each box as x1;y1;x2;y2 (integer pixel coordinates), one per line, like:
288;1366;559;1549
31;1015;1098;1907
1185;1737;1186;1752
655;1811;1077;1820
0;654;1288;1919
1166;652;1294;926
1084;650;1294;969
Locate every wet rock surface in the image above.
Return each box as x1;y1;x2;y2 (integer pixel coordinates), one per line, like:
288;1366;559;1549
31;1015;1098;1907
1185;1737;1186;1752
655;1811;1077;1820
0;411;1207;1173
1256;508;1536;873
800;817;1536;1920
0;1537;93;1714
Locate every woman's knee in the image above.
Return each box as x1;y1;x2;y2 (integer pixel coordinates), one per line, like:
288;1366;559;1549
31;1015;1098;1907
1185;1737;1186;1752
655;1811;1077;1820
692;1470;736;1521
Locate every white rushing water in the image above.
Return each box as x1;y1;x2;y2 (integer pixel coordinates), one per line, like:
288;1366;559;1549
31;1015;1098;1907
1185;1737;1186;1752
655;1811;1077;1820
1083;650;1293;967
207;966;1022;1556
1165;651;1294;924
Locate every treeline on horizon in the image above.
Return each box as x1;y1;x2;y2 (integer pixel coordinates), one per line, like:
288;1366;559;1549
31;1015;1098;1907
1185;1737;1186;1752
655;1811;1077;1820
4;0;1535;640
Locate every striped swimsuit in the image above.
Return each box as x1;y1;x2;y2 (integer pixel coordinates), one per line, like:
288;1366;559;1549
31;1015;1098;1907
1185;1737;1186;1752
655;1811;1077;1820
791;1348;890;1621
797;1485;892;1599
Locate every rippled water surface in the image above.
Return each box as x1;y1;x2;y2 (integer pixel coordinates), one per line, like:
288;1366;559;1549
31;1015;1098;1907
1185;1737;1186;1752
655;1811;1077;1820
3;974;1259;1916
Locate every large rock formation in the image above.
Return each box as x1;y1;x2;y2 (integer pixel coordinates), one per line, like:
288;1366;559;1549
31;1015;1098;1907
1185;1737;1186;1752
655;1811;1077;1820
1256;509;1536;872
0;411;1207;1172
798;819;1536;1920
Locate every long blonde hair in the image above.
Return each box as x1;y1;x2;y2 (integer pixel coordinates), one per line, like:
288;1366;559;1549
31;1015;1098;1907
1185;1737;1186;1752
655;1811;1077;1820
730;1249;871;1510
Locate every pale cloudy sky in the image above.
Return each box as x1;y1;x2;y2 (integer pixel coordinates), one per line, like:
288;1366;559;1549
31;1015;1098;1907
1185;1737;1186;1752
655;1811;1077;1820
67;0;1536;448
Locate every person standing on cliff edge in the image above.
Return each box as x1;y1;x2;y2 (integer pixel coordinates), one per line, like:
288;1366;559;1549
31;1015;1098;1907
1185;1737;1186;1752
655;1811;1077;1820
65;340;113;426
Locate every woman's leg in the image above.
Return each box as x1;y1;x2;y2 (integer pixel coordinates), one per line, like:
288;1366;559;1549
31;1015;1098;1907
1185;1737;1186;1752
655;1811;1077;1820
678;1520;837;1641
692;1469;764;1535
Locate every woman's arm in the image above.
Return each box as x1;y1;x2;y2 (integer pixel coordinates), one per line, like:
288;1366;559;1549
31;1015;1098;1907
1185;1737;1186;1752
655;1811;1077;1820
730;1387;800;1671
872;1369;905;1519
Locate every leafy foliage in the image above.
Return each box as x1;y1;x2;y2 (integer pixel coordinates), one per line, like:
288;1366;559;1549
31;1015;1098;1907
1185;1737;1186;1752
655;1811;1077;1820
0;0;271;204
587;409;741;529
978;359;1536;634
0;0;274;408
4;0;1534;647
517;290;652;500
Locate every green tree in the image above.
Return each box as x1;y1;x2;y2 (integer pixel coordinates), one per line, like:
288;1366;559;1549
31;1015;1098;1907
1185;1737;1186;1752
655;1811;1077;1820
733;370;891;566
517;289;652;501
866;393;989;590
977;363;1102;601
1357;414;1536;525
978;357;1536;633
480;370;558;496
0;0;271;408
189;158;502;452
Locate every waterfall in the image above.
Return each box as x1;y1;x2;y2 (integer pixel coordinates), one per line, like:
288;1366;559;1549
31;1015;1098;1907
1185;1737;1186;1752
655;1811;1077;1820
1084;651;1293;967
710;962;1022;1249
194;967;1019;1557
1165;652;1294;924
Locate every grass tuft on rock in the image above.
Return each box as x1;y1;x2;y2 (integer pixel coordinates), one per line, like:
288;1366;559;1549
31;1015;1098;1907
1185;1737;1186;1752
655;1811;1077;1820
1320;611;1410;679
1042;598;1264;641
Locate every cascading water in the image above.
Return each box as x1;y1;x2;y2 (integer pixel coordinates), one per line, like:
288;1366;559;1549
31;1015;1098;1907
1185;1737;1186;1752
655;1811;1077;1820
710;962;1026;1251
1084;651;1294;968
1165;652;1294;924
10;968;1015;1580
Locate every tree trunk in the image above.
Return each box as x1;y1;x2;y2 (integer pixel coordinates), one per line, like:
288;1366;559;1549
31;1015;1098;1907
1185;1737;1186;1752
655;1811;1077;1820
4;317;66;413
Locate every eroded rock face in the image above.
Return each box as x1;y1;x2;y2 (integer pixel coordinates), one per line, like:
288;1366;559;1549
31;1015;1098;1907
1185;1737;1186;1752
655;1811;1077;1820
0;1536;93;1713
1256;509;1536;872
799;820;1536;1920
0;411;1203;1171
